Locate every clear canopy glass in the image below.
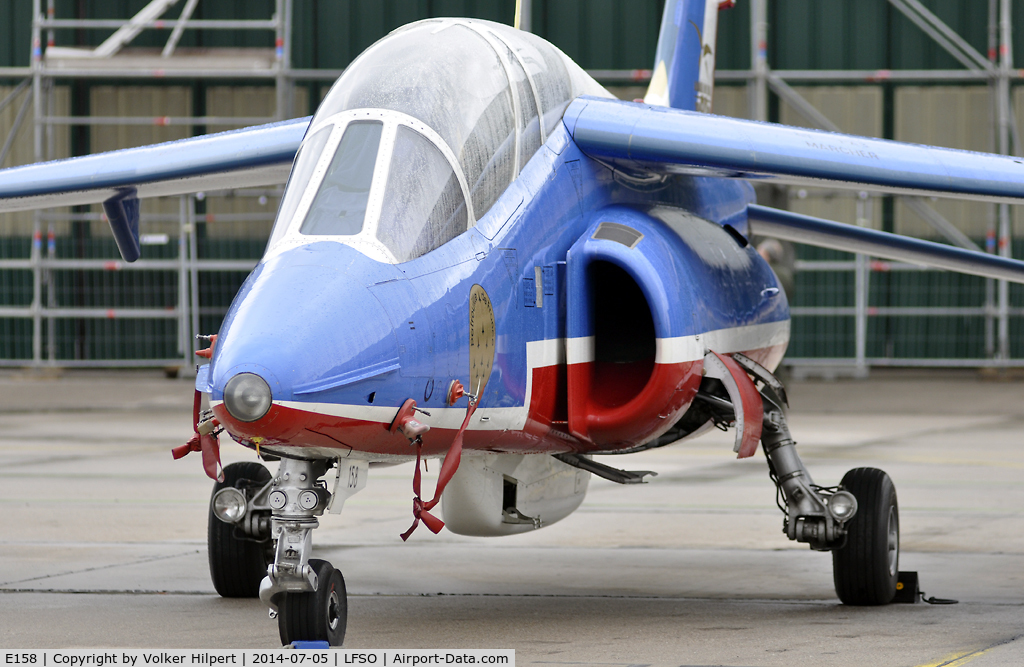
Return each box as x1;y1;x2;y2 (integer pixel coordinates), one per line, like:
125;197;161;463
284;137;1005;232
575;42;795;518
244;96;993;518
300;121;382;236
377;125;468;262
268;19;609;263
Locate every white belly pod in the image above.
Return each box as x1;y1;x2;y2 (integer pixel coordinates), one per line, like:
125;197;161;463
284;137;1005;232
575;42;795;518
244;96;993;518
441;453;590;536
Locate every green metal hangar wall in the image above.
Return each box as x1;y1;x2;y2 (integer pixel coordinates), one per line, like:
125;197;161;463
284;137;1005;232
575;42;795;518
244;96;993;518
0;0;1021;368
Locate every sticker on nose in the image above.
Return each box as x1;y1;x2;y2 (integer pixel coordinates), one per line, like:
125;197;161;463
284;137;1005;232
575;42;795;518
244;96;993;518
469;284;495;397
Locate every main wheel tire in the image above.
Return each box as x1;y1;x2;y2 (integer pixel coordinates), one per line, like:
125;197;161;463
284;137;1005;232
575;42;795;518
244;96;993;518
278;559;348;647
832;467;899;605
208;461;273;598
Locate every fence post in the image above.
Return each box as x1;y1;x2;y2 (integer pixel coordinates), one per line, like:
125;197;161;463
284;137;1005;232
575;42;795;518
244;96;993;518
179;195;191;371
854;193;870;378
189;195;200;346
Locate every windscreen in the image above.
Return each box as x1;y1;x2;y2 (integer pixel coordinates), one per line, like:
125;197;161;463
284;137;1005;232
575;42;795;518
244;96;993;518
300;121;383;236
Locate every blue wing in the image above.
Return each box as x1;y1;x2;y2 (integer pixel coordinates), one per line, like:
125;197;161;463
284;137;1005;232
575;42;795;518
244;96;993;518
565;96;1024;204
0;116;308;213
564;96;1024;284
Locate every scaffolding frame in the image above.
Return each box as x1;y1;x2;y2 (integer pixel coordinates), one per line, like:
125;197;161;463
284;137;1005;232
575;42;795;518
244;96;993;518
0;0;292;370
595;1;1024;375
0;0;1019;372
743;0;1020;373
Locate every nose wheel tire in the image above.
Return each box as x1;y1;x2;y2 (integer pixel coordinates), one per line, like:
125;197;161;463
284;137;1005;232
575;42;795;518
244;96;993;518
208;461;273;598
832;467;899;605
278;559;348;647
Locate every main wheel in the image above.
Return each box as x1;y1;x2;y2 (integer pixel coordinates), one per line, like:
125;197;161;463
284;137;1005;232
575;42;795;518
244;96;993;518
832;467;899;605
208;461;273;598
278;559;348;647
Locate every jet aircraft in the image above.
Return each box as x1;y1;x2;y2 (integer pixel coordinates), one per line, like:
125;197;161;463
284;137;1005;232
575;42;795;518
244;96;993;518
4;0;1024;647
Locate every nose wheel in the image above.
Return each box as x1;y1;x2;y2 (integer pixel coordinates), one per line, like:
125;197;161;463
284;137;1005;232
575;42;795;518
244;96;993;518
277;559;348;646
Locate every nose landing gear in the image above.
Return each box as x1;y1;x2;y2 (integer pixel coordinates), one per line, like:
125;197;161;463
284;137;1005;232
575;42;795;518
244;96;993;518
209;456;350;646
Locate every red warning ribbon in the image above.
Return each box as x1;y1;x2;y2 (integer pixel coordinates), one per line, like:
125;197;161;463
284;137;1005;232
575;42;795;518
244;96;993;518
400;398;478;541
171;389;224;482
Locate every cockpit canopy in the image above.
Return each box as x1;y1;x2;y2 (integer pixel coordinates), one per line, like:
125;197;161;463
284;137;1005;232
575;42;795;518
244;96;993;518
267;19;608;263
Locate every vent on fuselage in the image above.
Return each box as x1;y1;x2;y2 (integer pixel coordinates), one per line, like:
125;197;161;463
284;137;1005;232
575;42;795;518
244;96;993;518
592;222;644;249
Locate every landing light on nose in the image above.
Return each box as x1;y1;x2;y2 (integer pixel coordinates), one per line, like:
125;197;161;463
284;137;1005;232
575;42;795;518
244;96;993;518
224;372;272;422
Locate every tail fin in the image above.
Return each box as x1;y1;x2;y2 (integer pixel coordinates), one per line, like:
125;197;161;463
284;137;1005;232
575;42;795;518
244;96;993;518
644;0;731;112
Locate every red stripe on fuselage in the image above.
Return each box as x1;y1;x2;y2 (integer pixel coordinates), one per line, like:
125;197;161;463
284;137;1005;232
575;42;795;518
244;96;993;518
214;341;787;457
567;359;703;448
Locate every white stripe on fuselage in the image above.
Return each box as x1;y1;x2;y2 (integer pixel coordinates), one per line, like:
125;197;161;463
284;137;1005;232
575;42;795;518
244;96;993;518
567;320;790;365
234;319;789;432
656;320;792;364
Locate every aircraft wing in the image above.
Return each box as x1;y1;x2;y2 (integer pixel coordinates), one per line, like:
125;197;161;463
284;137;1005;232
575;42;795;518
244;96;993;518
564;96;1024;204
0;116;309;214
564;95;1024;284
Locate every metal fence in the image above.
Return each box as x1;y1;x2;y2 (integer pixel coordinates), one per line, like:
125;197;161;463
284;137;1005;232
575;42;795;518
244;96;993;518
784;192;1024;375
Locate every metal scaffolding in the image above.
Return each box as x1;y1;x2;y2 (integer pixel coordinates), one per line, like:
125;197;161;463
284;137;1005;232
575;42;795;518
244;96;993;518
0;0;1019;372
0;0;293;370
742;0;1021;374
594;1;1022;374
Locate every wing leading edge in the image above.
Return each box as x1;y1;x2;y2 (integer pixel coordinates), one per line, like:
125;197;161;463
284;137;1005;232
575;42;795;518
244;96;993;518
565;96;1024;283
747;205;1024;285
564;96;1024;205
0;116;309;214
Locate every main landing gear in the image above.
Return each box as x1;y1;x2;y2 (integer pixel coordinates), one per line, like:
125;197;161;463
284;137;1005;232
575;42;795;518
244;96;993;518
209;457;347;645
698;353;900;606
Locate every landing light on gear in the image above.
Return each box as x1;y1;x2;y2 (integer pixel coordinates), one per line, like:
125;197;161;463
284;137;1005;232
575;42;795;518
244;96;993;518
208;456;356;645
212;487;248;523
827;490;858;521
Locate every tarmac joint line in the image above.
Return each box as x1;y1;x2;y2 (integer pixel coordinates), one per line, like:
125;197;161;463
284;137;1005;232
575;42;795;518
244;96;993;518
917;634;1023;667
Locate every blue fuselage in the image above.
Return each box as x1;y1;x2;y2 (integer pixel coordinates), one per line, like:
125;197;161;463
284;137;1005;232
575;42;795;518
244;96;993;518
203;118;789;460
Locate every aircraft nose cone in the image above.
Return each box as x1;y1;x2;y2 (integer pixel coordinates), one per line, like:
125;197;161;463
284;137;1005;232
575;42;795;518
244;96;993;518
209;244;401;412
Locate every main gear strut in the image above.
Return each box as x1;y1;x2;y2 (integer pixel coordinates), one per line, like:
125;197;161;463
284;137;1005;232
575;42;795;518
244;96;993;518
701;352;857;550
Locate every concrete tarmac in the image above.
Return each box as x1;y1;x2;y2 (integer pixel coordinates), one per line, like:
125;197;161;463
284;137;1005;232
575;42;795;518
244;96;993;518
1;368;1023;666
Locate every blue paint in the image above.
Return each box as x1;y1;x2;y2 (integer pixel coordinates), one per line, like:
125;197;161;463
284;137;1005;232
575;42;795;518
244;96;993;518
651;0;709;110
567;96;1024;203
102;189;141;262
0;117;308;201
748;204;1024;284
207;120;788;422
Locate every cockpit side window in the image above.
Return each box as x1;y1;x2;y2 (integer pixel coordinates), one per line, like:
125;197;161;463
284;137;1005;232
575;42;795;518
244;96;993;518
377;125;468;262
267;125;333;248
300;120;383;236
